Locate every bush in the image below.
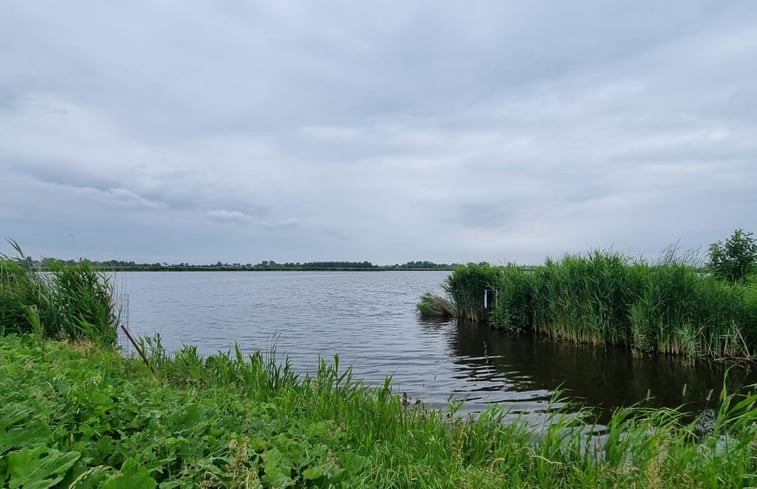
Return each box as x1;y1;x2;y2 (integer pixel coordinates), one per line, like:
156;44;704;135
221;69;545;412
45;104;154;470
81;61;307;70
708;229;757;283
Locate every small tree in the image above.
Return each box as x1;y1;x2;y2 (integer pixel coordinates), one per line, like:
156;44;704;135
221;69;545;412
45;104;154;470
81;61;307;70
708;229;757;283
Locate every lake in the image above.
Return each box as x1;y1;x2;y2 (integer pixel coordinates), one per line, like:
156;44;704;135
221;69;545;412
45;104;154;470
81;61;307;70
118;271;755;420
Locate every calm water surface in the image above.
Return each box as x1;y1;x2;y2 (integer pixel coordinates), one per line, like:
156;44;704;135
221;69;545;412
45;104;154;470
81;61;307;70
119;271;755;419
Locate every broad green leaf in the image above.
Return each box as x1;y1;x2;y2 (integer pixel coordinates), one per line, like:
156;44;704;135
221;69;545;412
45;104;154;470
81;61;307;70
6;446;80;489
264;447;283;469
341;452;368;476
302;466;324;480
263;448;294;488
306;421;330;439
102;468;157;489
0;405;51;456
166;403;203;433
0;422;50;456
250;437;267;452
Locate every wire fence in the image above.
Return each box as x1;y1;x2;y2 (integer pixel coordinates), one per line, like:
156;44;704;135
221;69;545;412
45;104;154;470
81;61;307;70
116;293;134;356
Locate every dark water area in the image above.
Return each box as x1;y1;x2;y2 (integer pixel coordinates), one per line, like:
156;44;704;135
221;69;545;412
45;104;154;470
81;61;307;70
119;271;756;421
447;321;755;420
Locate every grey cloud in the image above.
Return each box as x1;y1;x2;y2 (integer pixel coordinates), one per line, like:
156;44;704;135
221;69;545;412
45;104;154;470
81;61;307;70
50;184;166;211
1;0;756;264
206;209;254;222
204;209;294;228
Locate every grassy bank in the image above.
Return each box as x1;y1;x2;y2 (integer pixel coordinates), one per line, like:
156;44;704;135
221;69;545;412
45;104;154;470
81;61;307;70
431;252;757;359
1;334;756;488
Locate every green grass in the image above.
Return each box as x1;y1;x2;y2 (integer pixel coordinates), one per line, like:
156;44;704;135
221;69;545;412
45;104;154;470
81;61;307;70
0;334;755;488
0;243;117;345
441;251;757;359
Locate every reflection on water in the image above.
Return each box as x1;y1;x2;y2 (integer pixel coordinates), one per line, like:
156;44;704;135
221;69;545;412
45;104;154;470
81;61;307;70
121;271;755;420
445;319;755;421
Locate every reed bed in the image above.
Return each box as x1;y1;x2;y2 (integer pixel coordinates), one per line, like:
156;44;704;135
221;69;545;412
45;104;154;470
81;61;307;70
0;243;118;344
1;334;755;488
443;262;500;322
443;252;757;359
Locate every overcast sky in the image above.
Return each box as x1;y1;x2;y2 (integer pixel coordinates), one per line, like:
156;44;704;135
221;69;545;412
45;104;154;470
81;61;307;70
2;1;756;265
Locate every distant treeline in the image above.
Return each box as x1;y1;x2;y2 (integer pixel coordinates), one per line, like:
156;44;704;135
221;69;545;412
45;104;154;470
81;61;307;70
31;258;452;272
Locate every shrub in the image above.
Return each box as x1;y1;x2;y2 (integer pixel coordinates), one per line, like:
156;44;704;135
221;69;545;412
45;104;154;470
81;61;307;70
708;229;757;283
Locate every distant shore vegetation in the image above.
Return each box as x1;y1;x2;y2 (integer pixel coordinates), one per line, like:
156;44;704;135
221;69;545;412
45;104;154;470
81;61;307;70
26;259;453;272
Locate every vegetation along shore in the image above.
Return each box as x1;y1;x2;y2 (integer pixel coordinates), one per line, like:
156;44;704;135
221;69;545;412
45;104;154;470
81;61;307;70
22;258;452;273
420;230;757;360
1;240;756;487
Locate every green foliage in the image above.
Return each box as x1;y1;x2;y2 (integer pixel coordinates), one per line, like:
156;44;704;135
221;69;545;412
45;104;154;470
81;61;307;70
4;446;80;489
445;263;500;322
442;251;757;358
489;265;533;332
1;335;756;488
0;243;117;344
708;228;757;283
57;259;452;272
416;292;456;318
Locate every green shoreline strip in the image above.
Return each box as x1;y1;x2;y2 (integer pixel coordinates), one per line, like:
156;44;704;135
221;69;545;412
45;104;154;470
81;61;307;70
1;335;756;488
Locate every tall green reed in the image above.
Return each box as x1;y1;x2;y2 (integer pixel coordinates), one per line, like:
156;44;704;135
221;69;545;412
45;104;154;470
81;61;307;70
443;251;757;359
0;243;118;344
444;262;500;322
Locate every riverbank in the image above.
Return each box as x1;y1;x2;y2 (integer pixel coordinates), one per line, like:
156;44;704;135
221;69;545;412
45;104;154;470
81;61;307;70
1;334;756;488
433;252;757;359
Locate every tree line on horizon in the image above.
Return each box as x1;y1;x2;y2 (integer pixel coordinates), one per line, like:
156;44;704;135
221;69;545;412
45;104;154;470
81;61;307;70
27;258;453;272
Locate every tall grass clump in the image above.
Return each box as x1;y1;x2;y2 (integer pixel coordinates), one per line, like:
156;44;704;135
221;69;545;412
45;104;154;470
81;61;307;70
489;265;533;332
628;265;756;357
444;262;500;322
0;242;117;344
529;251;641;346
0;243;49;337
440;250;757;359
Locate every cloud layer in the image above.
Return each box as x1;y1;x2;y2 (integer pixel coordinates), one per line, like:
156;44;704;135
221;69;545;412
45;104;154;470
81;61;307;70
2;1;756;264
